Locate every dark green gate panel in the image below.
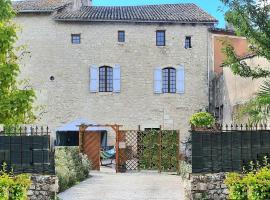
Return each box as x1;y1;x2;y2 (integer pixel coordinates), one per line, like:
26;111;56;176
192;129;270;173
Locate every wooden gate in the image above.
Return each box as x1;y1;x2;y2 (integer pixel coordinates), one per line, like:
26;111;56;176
116;129;180;173
83;131;101;170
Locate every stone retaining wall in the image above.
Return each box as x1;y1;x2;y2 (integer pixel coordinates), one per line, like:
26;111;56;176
28;174;58;200
185;172;229;200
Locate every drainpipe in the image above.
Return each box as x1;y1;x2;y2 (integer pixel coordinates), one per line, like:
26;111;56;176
207;28;211;112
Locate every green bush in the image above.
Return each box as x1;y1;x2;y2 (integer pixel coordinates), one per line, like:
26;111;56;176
55;147;91;192
225;166;270;200
189;112;215;128
0;164;31;200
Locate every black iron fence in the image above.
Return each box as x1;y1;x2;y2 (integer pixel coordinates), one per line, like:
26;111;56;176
192;125;270;173
0;126;55;174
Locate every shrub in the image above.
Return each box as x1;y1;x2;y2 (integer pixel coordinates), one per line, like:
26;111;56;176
189;112;215;128
55;147;91;192
0;164;31;200
225;166;270;200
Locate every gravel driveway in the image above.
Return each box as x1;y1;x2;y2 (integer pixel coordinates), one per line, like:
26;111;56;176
58;170;185;200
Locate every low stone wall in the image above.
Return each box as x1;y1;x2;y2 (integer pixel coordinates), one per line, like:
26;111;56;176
28;174;58;200
185;172;229;200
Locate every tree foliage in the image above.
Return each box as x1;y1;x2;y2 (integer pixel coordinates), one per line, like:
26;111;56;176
221;0;270;123
221;0;270;79
0;0;36;125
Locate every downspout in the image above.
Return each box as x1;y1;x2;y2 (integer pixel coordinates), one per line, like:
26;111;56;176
207;28;211;112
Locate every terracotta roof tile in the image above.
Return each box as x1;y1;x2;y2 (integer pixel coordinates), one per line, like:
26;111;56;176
13;0;71;12
13;0;217;24
54;4;217;23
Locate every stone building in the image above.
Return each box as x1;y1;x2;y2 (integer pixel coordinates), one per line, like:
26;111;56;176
212;55;270;124
209;28;250;123
13;0;217;146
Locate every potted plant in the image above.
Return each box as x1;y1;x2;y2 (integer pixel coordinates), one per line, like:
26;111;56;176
189;112;215;131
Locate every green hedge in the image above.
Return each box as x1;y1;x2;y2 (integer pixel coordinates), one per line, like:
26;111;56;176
0;164;31;200
225;166;270;200
55;147;91;192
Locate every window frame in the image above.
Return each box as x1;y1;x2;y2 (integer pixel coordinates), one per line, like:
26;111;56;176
156;30;166;46
162;67;176;94
185;36;192;49
71;34;81;44
99;66;113;92
118;31;125;43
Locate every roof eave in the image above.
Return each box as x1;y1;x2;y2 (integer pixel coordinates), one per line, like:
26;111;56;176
16;10;54;13
54;18;218;24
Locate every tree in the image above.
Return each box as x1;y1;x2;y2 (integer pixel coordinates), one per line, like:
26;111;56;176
221;0;270;123
0;0;36;125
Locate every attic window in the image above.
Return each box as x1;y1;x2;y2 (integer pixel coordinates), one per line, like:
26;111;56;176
185;36;192;49
156;30;166;46
71;34;81;44
118;31;125;42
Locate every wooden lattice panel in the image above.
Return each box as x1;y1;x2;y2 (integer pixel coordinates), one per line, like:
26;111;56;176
116;130;180;173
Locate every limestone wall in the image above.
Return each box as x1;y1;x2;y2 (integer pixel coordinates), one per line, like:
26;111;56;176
185;172;228;200
28;174;58;200
15;13;211;144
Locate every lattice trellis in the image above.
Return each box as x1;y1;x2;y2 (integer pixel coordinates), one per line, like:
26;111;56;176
116;129;180;173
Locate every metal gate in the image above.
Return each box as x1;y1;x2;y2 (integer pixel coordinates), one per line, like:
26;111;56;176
116;129;180;173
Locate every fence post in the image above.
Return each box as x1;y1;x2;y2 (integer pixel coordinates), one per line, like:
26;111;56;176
115;125;120;173
158;125;162;173
176;130;180;174
79;124;87;153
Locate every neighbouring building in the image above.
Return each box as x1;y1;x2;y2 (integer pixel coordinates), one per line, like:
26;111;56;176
13;0;217;147
213;55;270;124
209;28;251;123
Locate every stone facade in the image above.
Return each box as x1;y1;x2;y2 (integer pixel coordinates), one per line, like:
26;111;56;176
185;172;228;200
15;13;211;145
28;174;58;200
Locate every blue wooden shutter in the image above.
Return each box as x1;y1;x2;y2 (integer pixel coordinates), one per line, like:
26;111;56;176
154;68;162;94
176;65;185;94
90;65;99;92
113;64;121;93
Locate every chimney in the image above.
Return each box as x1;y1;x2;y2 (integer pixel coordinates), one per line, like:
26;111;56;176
73;0;92;10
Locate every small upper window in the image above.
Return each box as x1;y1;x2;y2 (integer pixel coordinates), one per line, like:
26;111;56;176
118;31;125;42
156;30;165;46
71;34;81;44
185;36;192;49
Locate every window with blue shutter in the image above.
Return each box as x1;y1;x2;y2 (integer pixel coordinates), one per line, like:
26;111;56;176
113;65;121;93
90;65;99;92
99;66;113;92
176;66;185;94
162;67;176;93
154;68;162;94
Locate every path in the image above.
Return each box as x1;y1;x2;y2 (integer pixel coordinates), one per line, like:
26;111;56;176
58;170;185;200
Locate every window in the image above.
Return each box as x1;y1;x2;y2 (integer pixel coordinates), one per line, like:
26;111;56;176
156;30;165;46
71;34;81;44
185;36;192;49
118;31;125;42
99;66;113;92
162;67;176;93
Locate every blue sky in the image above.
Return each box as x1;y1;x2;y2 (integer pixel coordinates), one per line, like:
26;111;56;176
93;0;227;28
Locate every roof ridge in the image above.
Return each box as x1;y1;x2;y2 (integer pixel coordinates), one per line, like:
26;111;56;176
85;3;196;8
